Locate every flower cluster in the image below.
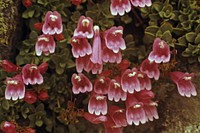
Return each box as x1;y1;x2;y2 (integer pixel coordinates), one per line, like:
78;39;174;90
35;11;64;56
70;15;125;74
0;61;48;101
71;28;197;131
110;0;152;16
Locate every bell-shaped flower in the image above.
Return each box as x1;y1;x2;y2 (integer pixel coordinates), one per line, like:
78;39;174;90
88;93;107;115
71;73;92;94
5;74;25;100
1;60;18;72
135;90;159;121
90;25;102;64
22;63;48;85
109;106;127;127
130;0;152;7
38;90;49;101
108;76;127;102
23;90;37;104
74;16;94;38
137;71;151;90
102;46;122;64
75;55;90;73
121;68;140;93
126;94;147;125
94;77;111;94
104;116;123;133
71;0;82;5
110;0;131;16
35;34;55;56
104;26;126;53
1;121;17;133
170;71;197;97
140;59;160;80
148;38;171;63
70;36;92;58
85;59;103;74
42;11;63;35
83;112;107;124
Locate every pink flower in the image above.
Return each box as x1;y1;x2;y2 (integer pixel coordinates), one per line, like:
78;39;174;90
130;0;152;7
140;59;160;80
71;73;92;94
23;90;37;104
104;26;126;53
70;36;92;58
170;71;197;97
90;25;102;64
110;0;131;16
94;77;111;94
22;63;47;85
137;71;151;90
75;55;90;73
85;59;103;74
35;34;56;56
42;11;63;35
135;90;159;121
5;74;25;100
121;68;140;93
88;93;107;115
104;116;123;133
102;46;122;64
1;121;17;133
148;38;171;63
83;112;107;124
1;60;18;72
74;16;94;38
109;106;127;127
126;94;147;125
108;76;127;102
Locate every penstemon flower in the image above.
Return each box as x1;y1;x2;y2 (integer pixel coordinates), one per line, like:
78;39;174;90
104;26;126;53
70;36;92;58
88;93;108;115
5;74;25;100
35;34;56;56
148;38;171;64
42;11;63;35
71;73;93;94
110;0;131;16
140;58;160;80
22;63;48;85
170;71;197;97
130;0;152;7
73;16;94;38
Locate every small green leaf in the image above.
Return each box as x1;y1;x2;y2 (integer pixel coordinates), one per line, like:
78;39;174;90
143;32;155;44
35;120;43;127
145;26;159;34
194;34;200;44
2;100;9;110
161;30;172;41
185;32;196;43
177;36;187;46
160;22;173;33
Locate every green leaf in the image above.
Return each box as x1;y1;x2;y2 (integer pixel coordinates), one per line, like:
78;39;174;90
66;60;75;68
194;34;200;44
198;56;200;62
35;120;43;127
185;32;196;43
177;36;187;46
143;32;155;44
28;9;35;18
160;22;173;33
161;30;172;41
29;31;38;40
173;28;185;36
2;100;9;110
145;26;159;34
